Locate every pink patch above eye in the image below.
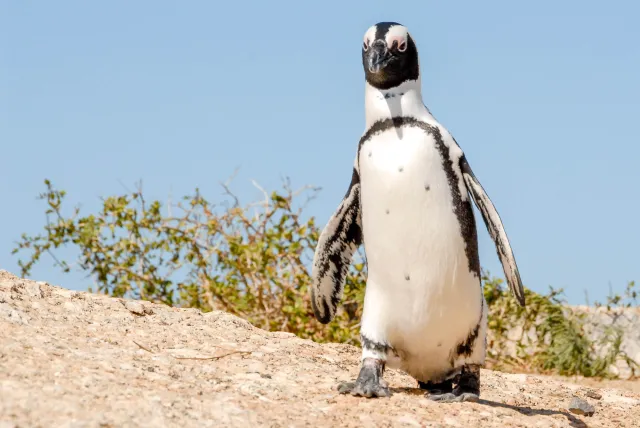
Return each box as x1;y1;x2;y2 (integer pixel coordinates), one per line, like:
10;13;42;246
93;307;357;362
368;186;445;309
387;36;407;50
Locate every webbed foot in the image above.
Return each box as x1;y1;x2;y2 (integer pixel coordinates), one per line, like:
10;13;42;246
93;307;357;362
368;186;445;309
418;378;453;396
424;364;480;403
337;358;391;398
427;391;479;403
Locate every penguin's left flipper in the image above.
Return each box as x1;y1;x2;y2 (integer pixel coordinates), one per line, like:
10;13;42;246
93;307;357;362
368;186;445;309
337;358;391;398
460;156;526;306
310;167;363;324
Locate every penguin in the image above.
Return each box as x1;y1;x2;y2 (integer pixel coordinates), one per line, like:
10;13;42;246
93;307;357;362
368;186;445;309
310;22;525;403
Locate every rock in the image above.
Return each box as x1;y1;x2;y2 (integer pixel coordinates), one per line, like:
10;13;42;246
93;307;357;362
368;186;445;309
124;300;145;316
0;303;28;325
584;389;603;400
0;269;639;427
505;397;518;406
568;396;596;417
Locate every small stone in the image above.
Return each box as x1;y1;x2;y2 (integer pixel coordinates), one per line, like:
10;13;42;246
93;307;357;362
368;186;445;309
584;389;602;400
124;301;145;316
568;396;595;417
505;397;518;406
147;367;155;372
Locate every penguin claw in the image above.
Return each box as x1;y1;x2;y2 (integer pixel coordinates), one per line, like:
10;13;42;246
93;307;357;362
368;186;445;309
426;392;479;403
337;382;356;394
337;379;391;398
337;359;391;398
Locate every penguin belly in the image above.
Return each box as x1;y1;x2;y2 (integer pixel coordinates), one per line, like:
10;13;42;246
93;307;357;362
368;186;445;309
358;125;485;382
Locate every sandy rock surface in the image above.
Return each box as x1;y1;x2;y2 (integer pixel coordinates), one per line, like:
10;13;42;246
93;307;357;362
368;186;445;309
1;270;638;427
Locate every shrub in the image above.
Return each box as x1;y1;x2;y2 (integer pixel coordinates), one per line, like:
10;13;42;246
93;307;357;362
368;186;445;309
12;179;638;378
483;275;638;378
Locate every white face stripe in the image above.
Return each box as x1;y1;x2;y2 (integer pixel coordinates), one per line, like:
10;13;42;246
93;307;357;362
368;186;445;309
363;24;409;50
363;25;377;48
384;25;409;49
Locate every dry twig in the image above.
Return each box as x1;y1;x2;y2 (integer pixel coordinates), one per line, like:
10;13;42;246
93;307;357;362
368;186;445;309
173;350;252;361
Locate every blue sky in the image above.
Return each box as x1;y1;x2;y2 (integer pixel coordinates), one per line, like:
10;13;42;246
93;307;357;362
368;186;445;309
1;1;639;305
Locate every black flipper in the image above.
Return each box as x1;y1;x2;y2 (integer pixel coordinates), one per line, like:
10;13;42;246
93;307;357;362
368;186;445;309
460;156;526;306
311;167;363;323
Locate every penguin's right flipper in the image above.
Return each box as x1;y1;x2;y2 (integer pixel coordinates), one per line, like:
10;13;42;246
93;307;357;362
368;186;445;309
459;156;526;306
311;167;363;324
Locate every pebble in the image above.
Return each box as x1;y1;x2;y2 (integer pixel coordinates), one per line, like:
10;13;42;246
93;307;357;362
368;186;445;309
584;389;602;400
124;301;145;316
568;396;595;417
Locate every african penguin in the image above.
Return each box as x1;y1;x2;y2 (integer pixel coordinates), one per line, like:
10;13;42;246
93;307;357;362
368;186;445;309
310;22;525;403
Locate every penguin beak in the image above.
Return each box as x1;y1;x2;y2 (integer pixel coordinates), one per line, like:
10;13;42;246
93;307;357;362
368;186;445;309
366;41;392;74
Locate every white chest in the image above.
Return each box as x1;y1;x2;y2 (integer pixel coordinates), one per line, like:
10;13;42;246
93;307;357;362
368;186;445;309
358;126;464;274
357;125;479;325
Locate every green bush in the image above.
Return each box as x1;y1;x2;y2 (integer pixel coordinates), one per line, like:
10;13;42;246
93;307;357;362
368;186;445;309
483;275;637;378
12;179;638;378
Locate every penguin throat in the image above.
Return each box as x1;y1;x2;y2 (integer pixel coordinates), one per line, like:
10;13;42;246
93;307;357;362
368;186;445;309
364;79;432;128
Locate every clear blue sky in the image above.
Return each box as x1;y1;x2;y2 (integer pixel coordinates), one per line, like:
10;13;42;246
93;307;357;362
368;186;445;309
2;1;639;305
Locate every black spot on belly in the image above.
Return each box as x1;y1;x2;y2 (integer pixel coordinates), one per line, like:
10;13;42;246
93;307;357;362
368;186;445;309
386;209;390;214
356;117;480;278
425;184;430;191
404;274;410;281
368;151;372;157
398;166;404;172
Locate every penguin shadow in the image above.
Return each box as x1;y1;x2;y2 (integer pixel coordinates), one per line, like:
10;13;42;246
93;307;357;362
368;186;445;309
390;387;588;428
475;399;588;428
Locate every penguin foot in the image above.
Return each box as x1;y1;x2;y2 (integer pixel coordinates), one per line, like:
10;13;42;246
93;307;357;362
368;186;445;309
418;379;453;395
424;364;481;403
427;392;479;403
337;358;391;398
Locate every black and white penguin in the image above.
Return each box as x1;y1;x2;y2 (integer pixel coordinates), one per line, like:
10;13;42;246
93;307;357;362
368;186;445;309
310;22;525;403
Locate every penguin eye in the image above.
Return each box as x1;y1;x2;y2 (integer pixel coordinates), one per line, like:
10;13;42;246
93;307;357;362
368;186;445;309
363;40;370;51
397;41;407;52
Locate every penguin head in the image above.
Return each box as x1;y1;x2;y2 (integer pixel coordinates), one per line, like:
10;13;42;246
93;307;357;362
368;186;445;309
362;22;420;90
